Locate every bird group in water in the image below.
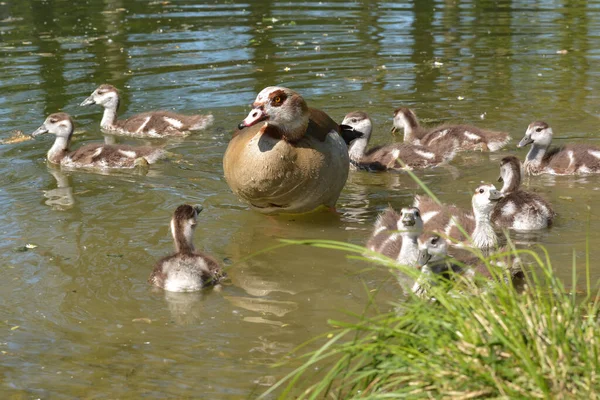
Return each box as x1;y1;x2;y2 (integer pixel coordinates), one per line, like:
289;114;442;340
29;84;600;297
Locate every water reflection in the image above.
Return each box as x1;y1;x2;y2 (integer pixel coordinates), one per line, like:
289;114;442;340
43;167;75;210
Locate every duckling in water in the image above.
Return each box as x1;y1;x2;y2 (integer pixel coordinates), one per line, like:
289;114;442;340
518;121;600;175
366;206;424;266
391;107;510;152
80;84;214;137
414;184;504;251
492;156;555;230
31;113;165;170
340;111;456;170
149;204;225;292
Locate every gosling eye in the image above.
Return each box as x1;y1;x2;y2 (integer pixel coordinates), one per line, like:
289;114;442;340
479;188;485;194
97;91;105;95
415;211;420;217
535;127;542;132
49;119;57;123
431;236;439;245
351;118;357;123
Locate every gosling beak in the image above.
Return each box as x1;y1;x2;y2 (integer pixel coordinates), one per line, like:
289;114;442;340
416;250;432;269
193;204;204;215
80;95;96;107
239;105;267;129
489;189;504;201
401;215;416;227
390;125;398;134
497;176;503;183
31;125;49;137
517;136;534;148
339;124;363;146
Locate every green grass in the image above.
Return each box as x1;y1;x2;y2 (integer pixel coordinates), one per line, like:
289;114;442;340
260;243;600;399
260;167;600;399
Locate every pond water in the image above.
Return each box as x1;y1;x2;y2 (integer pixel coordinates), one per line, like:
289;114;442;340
2;0;600;397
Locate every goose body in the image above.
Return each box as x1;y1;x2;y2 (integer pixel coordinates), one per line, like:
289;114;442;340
340;111;456;171
81;84;214;137
223;86;349;214
492;156;555;230
392;107;510;152
31;113;165;170
518;121;600;175
149;205;225;292
413;184;504;251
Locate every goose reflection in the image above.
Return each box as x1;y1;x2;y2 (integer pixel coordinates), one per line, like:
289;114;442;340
43;167;74;210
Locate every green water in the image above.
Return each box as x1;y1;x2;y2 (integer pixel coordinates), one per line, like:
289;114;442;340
1;0;600;397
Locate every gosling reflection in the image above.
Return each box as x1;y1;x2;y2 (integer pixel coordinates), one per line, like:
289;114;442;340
43;167;74;210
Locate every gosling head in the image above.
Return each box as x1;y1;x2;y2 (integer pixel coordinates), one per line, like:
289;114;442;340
472;184;504;217
238;86;309;140
80;84;120;109
171;204;203;254
416;234;447;268
31;112;74;139
391;107;418;134
518;121;553;148
340;111;372;145
397;207;423;238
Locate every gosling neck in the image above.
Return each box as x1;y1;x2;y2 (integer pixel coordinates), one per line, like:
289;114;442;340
524;143;547;171
402;114;421;143
171;219;195;255
47;135;70;164
501;168;521;194
472;209;498;250
398;231;419;267
348;136;369;163
100;99;120;129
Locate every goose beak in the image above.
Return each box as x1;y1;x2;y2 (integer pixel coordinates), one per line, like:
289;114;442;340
239;106;267;129
193;204;204;214
80;95;96;107
517;136;534;148
31;125;48;137
489;189;504;201
339;124;363;145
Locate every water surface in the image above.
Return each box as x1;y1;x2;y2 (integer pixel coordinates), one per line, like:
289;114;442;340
2;0;600;397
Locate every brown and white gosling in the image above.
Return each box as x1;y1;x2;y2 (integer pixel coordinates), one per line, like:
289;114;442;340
391;107;510;152
80;84;214;137
492;156;555;230
518;121;600;175
149;204;225;292
340;111;456;170
366;206;424;266
31;113;165;169
414;184;504;251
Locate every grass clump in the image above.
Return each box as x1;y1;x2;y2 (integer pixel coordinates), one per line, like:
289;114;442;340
262;243;600;399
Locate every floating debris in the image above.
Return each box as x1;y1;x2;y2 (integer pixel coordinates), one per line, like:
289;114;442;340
1;130;33;145
556;49;568;55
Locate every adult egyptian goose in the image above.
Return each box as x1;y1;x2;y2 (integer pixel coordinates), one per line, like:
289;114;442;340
222;86;349;214
518;121;600;175
414;184;504;251
80;84;214;137
391;107;510;152
31;113;165;170
339;111;456;171
149;204;225;292
492;156;555;230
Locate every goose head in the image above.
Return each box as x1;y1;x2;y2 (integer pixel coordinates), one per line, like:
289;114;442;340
416;235;447;268
80;84;120;109
391;107;418;134
472;184;503;218
340;111;372;144
398;207;423;238
171;204;203;254
518;121;553;148
31;112;74;139
498;156;522;193
238;86;309;141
